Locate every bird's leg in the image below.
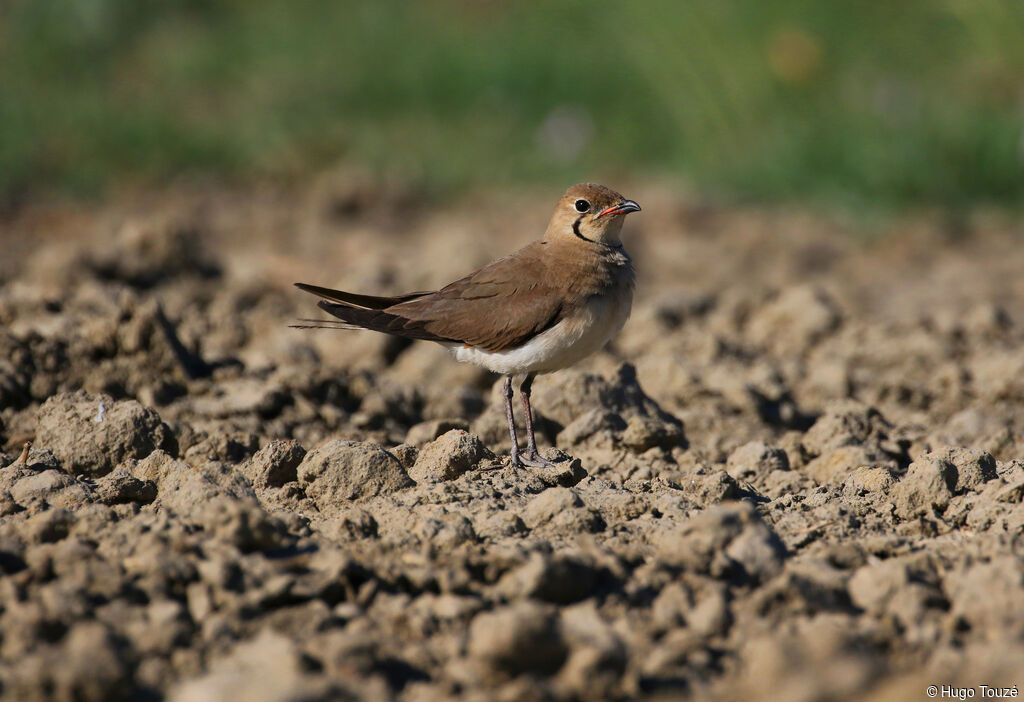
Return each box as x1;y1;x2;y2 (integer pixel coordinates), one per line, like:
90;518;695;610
517;373;556;468
520;374;541;456
503;375;524;467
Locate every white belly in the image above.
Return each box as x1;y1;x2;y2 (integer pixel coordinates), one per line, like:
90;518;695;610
449;288;633;376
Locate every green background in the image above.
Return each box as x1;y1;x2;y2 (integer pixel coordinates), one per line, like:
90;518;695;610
3;0;1023;208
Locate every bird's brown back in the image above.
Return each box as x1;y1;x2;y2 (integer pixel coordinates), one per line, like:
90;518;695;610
389;236;633;352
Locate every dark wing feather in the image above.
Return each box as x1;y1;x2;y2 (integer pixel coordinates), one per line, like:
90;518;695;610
315;301;456;343
295;241;580;351
294;283;431;310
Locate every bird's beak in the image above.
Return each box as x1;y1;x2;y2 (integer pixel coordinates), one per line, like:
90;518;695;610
597;199;642;218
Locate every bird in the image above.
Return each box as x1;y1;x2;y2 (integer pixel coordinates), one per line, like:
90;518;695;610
294;183;641;468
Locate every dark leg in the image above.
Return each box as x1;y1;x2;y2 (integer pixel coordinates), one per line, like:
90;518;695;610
503;375;523;466
518;373;555;467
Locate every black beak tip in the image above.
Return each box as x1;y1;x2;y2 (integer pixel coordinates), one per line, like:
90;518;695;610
598;199;642;218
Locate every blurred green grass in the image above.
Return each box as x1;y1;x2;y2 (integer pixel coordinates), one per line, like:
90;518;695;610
2;0;1023;208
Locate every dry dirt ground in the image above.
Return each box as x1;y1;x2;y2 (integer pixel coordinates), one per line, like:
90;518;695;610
1;177;1023;701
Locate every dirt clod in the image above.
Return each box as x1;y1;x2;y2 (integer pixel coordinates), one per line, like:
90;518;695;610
242;439;307;489
34;391;175;477
467;602;568;680
408;429;494;482
297;439;413;506
2;185;1022;700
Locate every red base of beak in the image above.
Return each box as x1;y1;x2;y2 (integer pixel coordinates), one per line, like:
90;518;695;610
598;200;642;218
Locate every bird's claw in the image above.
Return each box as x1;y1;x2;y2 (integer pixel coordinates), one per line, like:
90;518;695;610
512;451;557;468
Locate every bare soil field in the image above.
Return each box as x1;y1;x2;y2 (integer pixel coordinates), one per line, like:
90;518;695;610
1;178;1022;701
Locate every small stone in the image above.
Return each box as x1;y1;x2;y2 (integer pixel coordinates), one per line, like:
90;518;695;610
128;449;180;485
242;440;306;489
803;445;882;485
523;488;579;527
848;559;910;614
934;447;997;492
726;441;789;482
408;430;494;483
297;439;413;506
842;466;896;497
10;469;91;511
95;469;157;505
415;512;478;549
802;400;886;457
679;471;741;507
478;512;528;538
522;487;604;534
183;430;259;465
468;602;568;681
621;415;686;452
332;509;379;540
497;552;601;604
892;454;957;519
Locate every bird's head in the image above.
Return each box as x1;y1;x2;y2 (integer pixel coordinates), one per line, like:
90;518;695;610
546;183;641;247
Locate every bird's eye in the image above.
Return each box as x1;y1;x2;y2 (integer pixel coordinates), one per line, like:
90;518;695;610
574;199;590;213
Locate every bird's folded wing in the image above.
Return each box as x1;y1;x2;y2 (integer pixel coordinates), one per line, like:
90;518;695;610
391;250;568;353
294;283;431;309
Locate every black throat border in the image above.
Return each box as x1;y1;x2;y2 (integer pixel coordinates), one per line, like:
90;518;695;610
572;216;621;249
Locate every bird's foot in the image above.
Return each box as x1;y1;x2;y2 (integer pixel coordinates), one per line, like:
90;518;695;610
512;451;557;468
